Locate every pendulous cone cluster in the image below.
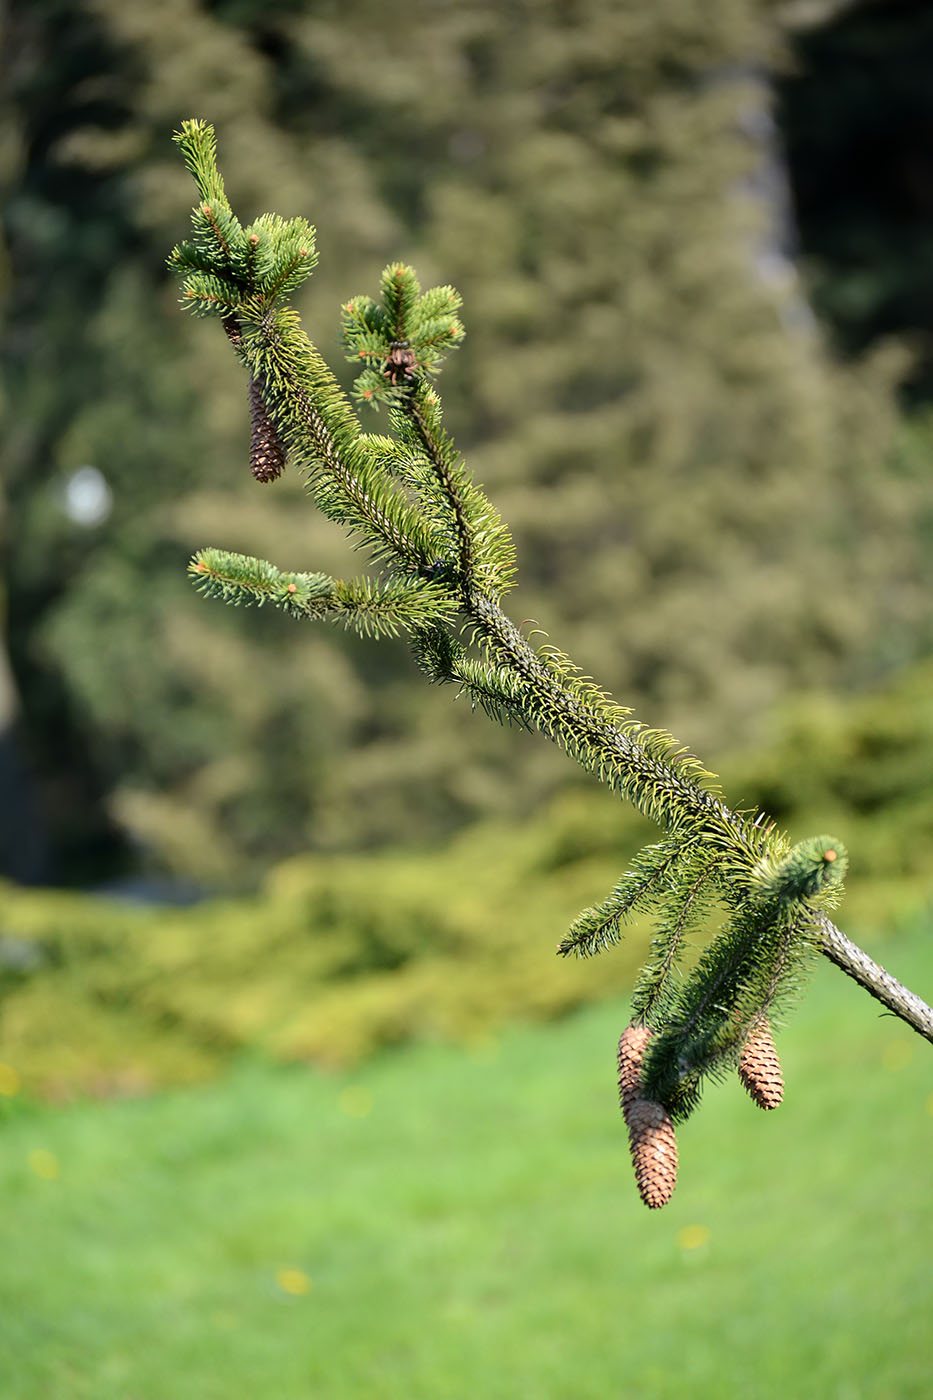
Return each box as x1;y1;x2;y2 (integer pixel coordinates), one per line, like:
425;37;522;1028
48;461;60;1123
617;1022;679;1209
738;1018;785;1110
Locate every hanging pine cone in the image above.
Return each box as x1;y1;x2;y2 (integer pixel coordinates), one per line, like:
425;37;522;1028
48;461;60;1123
627;1098;679;1209
617;1022;652;1116
222;317;286;483
738;1019;784;1110
248;374;286;483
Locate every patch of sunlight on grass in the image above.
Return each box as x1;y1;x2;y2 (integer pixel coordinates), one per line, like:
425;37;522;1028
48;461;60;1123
27;1148;60;1180
338;1086;374;1118
677;1224;711;1251
275;1268;312;1296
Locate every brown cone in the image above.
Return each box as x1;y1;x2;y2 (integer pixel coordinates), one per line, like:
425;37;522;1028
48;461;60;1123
248;375;286;483
617;1023;652;1117
738;1019;784;1110
627;1098;679;1209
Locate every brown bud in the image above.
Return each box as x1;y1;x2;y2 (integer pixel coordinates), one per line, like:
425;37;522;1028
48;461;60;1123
627;1098;679;1209
617;1022;652;1117
738;1019;784;1110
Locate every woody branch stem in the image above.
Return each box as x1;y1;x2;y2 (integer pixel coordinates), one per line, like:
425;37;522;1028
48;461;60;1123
467;594;933;1044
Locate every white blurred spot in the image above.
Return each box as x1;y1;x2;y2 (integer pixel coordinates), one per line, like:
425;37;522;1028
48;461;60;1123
63;466;112;527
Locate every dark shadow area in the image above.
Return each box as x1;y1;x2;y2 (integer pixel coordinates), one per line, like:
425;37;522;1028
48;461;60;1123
0;726;50;884
778;0;933;400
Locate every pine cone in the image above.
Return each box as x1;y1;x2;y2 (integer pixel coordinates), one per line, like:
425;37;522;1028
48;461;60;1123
222;318;286;483
627;1098;679;1209
738;1019;784;1110
248;375;286;483
617;1022;652;1116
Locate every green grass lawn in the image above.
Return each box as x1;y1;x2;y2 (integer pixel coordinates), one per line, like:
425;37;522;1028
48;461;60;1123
1;927;931;1400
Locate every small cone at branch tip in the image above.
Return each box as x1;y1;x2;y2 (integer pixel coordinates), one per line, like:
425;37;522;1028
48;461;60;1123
627;1097;678;1209
248;375;286;483
738;1019;784;1110
617;1022;652;1116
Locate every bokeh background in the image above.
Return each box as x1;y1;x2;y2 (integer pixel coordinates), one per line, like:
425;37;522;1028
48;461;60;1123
1;1;932;1396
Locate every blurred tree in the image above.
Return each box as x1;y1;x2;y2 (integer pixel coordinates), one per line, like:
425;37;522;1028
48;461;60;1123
2;0;932;887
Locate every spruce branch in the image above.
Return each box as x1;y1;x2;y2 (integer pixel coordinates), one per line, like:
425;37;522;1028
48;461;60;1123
189;548;457;636
401;387;477;602
629;856;720;1027
815;913;933;1038
253;312;446;570
639;903;812;1120
340;268;515;603
170;121;933;1208
558;837;700;960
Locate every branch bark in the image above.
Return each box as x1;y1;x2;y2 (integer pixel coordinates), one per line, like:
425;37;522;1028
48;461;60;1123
815;912;933;1042
471;594;933;1044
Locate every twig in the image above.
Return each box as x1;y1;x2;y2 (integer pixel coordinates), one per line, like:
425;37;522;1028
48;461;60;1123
471;595;933;1043
814;912;933;1042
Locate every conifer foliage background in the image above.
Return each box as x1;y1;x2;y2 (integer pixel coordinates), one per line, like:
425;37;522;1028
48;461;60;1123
2;0;933;886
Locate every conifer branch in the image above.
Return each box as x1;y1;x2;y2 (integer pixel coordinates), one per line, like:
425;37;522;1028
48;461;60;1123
170;121;933;1207
402;388;476;602
558;838;699;959
815;913;933;1040
468;596;734;831
189;548;456;635
630;858;719;1026
264;339;440;569
640;905;810;1119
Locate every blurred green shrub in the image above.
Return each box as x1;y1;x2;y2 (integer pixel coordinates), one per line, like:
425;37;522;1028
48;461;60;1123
1;659;931;1100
